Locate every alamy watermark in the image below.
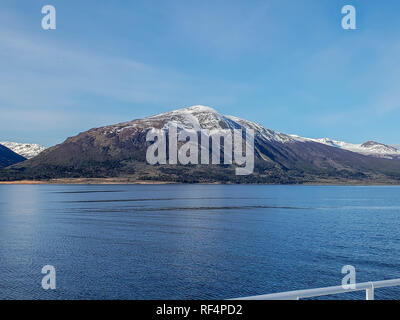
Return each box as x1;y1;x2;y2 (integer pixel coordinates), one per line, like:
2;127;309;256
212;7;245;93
146;125;255;175
341;265;356;290
41;5;56;30
39;4;355;32
41;265;56;290
342;5;356;30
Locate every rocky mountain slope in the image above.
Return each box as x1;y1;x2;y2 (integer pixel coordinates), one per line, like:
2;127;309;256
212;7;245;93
4;105;400;184
0;144;26;167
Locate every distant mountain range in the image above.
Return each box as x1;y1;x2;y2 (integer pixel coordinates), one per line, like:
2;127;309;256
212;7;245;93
289;136;400;160
0;142;46;159
2;105;400;184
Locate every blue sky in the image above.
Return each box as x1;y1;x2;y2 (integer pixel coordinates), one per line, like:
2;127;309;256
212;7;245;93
1;0;400;147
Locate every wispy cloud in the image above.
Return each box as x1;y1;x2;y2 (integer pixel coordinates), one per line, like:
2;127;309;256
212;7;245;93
0;24;246;145
0;29;189;108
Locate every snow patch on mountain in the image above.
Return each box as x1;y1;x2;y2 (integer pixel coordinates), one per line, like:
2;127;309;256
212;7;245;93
147;105;226;131
225;115;293;143
0;142;46;159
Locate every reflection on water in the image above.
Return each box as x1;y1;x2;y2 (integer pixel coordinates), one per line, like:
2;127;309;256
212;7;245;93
0;184;400;300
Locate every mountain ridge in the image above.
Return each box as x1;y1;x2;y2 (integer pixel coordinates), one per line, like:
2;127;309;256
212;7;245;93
0;141;46;159
3;105;400;184
0;144;26;167
289;136;400;160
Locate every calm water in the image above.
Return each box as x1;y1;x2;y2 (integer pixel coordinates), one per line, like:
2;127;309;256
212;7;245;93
0;184;400;300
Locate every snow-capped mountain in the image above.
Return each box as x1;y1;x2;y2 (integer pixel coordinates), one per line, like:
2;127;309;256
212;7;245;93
106;105;296;143
0;141;46;159
132;105;400;159
289;136;400;159
7;105;400;184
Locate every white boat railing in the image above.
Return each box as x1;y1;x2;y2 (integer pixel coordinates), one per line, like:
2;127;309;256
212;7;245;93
232;278;400;300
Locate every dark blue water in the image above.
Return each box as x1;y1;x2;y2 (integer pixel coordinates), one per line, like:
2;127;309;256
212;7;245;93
0;184;400;300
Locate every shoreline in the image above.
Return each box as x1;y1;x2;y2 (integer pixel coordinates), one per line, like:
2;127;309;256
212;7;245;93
0;178;399;186
0;179;178;185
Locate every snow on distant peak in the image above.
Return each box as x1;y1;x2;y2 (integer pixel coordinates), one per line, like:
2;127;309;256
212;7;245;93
185;105;217;113
142;105;226;131
290;135;400;159
0;141;46;159
360;141;399;154
152;105;218;118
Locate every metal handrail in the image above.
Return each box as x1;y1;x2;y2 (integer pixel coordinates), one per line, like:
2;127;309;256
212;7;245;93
232;278;400;300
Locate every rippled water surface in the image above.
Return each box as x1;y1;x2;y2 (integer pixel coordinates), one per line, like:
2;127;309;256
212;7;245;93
0;184;400;299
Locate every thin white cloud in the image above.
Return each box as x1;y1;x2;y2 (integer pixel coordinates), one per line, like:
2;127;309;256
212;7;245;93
0;29;187;108
0;26;247;146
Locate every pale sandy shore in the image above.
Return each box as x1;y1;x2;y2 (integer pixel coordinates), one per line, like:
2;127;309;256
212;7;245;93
0;178;178;185
0;178;399;185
